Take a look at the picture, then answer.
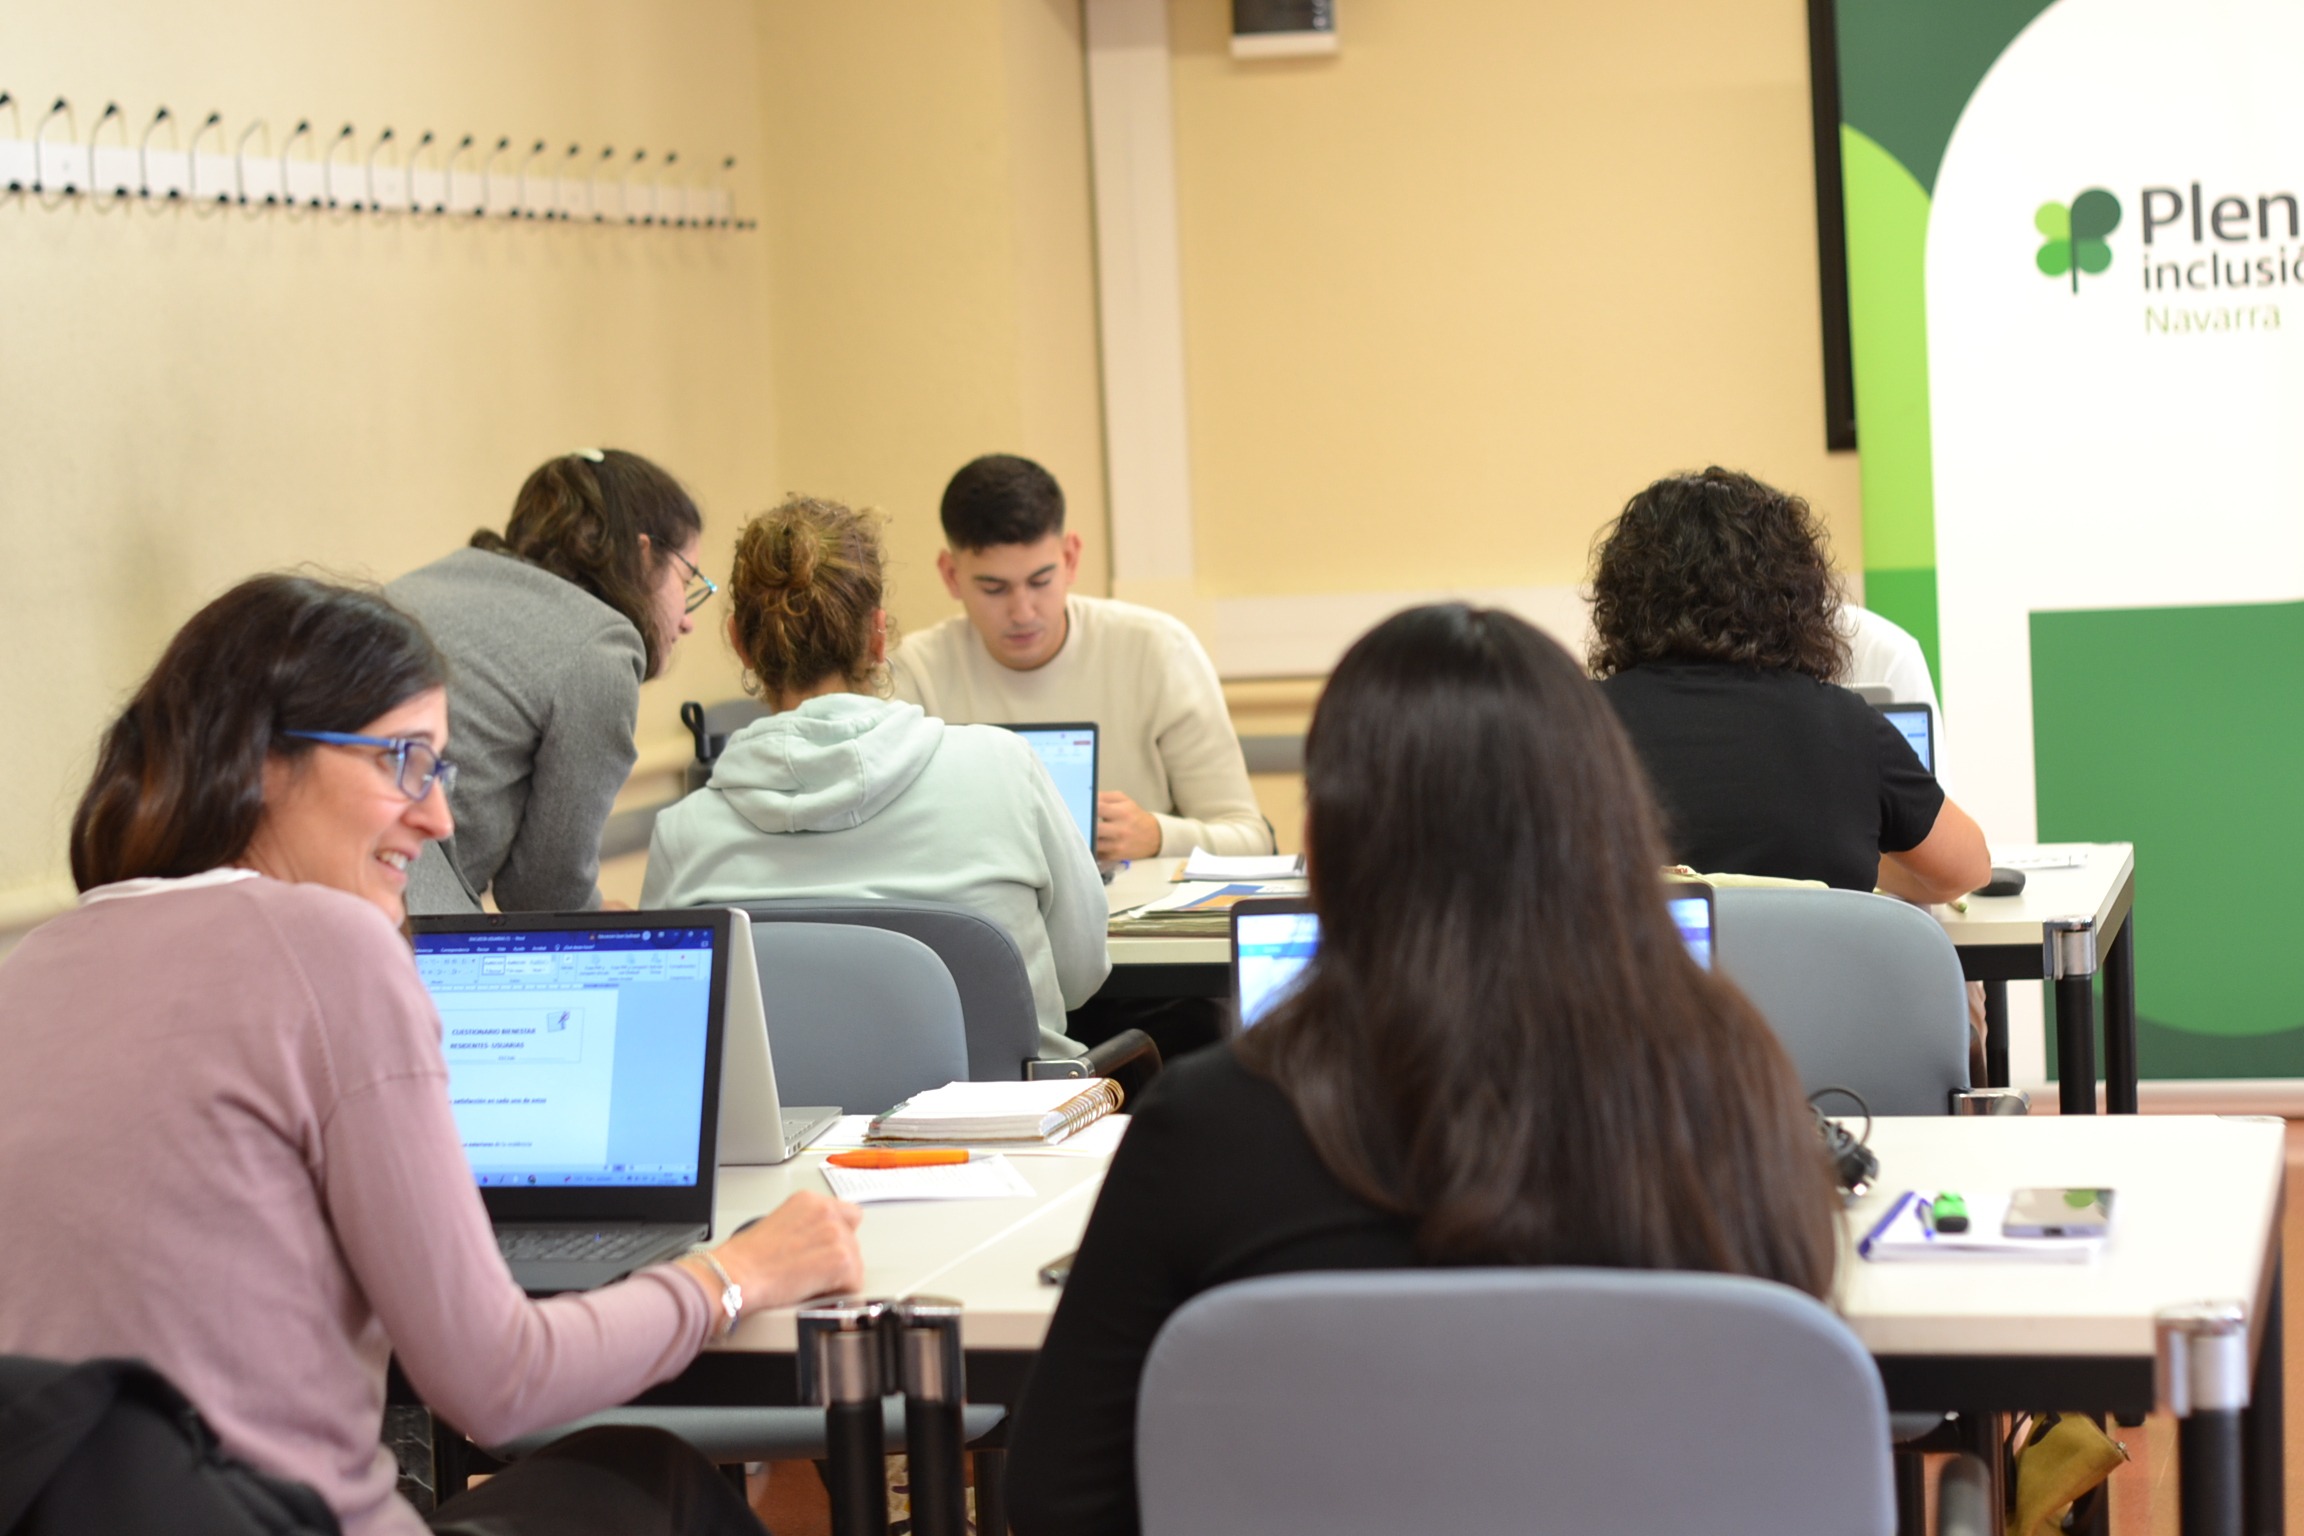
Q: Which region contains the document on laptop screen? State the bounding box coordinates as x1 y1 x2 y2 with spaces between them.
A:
414 926 714 1188
1007 726 1096 850
1236 910 1321 1028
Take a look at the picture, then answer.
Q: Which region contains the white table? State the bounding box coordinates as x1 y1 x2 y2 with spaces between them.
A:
1104 846 2145 1116
1934 843 2138 1114
1846 1114 2283 1534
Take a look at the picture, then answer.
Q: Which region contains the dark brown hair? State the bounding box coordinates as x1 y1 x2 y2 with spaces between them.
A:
1587 467 1850 682
1238 604 1837 1296
70 574 446 891
471 449 701 680
727 496 891 701
939 453 1064 550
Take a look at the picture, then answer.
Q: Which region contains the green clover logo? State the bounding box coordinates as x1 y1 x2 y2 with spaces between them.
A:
2036 189 2121 292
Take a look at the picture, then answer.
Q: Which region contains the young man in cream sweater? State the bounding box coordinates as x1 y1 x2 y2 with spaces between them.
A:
890 454 1275 862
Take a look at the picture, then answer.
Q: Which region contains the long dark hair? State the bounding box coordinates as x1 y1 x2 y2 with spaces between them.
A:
1587 467 1850 682
70 575 446 890
1238 604 1837 1295
471 449 701 680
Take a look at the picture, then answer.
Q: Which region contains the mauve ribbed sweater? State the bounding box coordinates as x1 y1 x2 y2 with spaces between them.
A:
0 875 710 1536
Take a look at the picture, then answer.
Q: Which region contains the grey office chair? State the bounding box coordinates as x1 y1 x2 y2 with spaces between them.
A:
749 921 967 1115
741 899 1160 1092
1135 1268 1900 1536
1713 885 2022 1118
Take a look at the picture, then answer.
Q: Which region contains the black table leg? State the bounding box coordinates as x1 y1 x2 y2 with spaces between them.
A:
2056 972 2099 1115
2103 919 2139 1114
1893 1449 1926 1536
974 1448 1009 1536
2245 1260 2284 1536
1983 979 2011 1089
2184 1412 2247 1536
2163 1303 2250 1536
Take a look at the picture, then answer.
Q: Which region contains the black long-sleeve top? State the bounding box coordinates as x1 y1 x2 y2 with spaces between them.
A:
1003 1045 1419 1536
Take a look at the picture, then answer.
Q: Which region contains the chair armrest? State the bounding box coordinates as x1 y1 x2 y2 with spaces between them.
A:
1950 1087 2030 1116
1027 1030 1164 1103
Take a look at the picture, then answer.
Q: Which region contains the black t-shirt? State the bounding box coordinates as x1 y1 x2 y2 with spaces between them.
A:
1003 1046 1419 1536
1598 663 1944 891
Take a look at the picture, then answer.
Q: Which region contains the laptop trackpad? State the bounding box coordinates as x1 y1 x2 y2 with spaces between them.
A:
511 1259 647 1296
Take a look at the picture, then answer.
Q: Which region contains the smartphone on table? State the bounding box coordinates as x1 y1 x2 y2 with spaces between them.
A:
2003 1187 2113 1238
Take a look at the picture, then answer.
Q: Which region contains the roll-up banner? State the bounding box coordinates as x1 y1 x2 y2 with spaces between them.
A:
1830 0 2304 1082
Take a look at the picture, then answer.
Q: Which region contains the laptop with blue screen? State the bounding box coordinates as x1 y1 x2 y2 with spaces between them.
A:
1230 882 1717 1031
409 909 730 1294
997 722 1099 852
1875 701 1935 774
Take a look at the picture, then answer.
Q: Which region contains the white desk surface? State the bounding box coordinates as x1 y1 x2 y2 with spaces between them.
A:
1105 857 1230 967
1105 844 2137 966
1929 842 2135 950
712 1112 2280 1374
1839 1114 2283 1359
709 1118 1121 1355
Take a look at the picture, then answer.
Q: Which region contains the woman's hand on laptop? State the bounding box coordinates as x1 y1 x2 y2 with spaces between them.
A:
679 1191 865 1323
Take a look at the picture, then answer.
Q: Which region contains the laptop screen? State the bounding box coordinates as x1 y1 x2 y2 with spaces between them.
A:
1234 907 1322 1028
412 922 718 1189
1002 723 1098 850
1233 887 1716 1030
1877 702 1934 773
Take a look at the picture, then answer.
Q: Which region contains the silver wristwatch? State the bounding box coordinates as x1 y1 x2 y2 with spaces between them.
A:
697 1250 743 1331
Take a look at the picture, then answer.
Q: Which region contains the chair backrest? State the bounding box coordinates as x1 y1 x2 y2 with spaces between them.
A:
742 900 1040 1081
1712 885 1970 1116
1136 1268 1893 1536
749 922 967 1114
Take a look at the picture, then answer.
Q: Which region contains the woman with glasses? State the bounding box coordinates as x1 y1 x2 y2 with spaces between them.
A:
388 448 716 914
0 573 859 1535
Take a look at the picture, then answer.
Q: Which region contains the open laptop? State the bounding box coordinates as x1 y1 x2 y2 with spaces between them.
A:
1228 881 1718 1032
997 722 1099 851
1876 700 1935 774
716 909 840 1165
409 909 729 1294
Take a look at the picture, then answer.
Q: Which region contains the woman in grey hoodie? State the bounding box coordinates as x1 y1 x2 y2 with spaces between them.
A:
641 496 1109 1057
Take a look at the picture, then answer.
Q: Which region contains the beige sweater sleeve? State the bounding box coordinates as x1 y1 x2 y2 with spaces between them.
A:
1147 623 1275 857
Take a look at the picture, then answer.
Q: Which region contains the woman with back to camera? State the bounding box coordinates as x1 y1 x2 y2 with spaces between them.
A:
1589 467 1990 903
0 574 860 1536
1002 604 1840 1535
642 495 1109 1058
389 448 714 914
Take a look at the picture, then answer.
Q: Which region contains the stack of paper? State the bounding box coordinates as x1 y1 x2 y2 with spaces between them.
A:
1858 1191 2106 1263
820 1155 1037 1204
1178 849 1306 882
868 1079 1123 1145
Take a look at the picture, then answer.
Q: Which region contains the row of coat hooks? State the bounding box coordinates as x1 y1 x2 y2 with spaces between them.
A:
0 92 753 229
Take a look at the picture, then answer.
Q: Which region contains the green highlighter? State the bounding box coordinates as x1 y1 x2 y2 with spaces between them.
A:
1927 1192 1970 1234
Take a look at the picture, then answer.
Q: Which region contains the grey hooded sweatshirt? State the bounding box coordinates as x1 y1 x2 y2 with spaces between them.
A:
640 694 1108 1057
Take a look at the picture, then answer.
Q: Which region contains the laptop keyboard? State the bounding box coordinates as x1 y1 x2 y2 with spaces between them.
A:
496 1227 671 1264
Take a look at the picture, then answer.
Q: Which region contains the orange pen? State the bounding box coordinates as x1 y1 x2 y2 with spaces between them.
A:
826 1147 971 1168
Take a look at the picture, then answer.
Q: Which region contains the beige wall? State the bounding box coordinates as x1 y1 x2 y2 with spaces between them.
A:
0 0 777 917
752 0 1111 646
1164 0 1863 601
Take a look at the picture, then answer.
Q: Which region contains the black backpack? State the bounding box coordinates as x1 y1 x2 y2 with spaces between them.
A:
0 1356 339 1536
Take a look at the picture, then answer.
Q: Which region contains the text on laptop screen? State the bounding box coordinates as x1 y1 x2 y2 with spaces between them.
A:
1666 893 1715 970
412 926 714 1189
1236 910 1322 1028
1879 704 1934 773
1009 726 1096 849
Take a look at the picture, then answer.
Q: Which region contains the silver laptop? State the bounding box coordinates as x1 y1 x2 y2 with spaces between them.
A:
410 909 732 1294
717 909 840 1164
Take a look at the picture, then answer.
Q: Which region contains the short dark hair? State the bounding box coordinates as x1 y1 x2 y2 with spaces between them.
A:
472 449 702 680
70 574 446 891
1587 467 1850 683
1239 604 1838 1294
939 454 1065 550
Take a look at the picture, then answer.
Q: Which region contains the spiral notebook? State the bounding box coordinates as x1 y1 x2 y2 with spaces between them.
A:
866 1079 1124 1145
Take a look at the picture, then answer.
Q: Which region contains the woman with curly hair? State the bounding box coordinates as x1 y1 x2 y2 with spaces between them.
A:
1589 467 1988 901
641 495 1108 1058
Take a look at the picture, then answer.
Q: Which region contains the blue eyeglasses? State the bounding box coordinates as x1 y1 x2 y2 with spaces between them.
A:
282 731 459 802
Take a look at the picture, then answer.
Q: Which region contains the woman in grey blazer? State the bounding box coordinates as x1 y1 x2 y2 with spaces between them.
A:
389 449 711 913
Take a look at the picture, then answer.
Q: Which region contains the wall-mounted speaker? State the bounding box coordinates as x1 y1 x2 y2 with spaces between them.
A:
1231 0 1337 59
